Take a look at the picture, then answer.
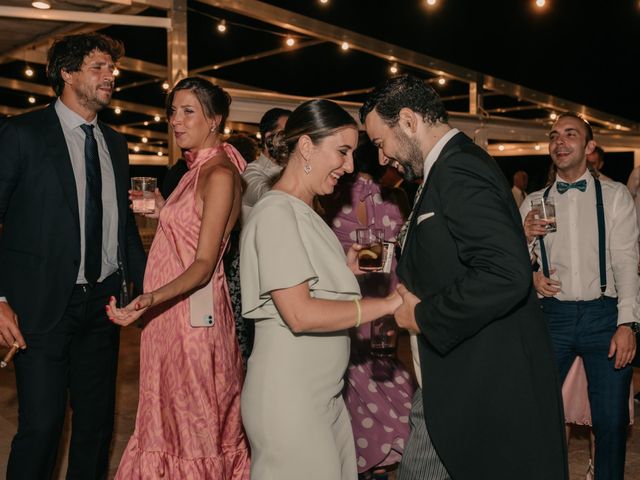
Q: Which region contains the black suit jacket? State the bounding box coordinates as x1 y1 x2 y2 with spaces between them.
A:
397 132 567 479
0 102 146 334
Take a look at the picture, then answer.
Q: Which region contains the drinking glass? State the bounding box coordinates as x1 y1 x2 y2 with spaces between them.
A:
530 198 557 233
356 228 385 272
130 177 157 214
370 315 398 357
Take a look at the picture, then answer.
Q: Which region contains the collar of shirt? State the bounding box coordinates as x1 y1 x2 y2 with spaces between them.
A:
422 128 459 183
55 98 98 132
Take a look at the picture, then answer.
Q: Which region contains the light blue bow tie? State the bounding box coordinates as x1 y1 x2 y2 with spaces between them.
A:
556 179 587 194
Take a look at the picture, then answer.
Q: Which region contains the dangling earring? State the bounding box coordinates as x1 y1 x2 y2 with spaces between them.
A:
303 161 312 175
210 124 217 132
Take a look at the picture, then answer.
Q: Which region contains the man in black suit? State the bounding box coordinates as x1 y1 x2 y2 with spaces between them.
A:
0 33 145 479
361 75 568 480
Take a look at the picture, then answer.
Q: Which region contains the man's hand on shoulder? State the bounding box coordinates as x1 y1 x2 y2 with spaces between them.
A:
0 301 26 349
394 284 421 334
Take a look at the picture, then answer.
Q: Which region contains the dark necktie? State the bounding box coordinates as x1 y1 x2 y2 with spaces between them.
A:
556 179 587 194
397 180 426 252
80 124 102 285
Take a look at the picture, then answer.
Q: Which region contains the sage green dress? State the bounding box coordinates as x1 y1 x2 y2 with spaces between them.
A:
240 191 361 480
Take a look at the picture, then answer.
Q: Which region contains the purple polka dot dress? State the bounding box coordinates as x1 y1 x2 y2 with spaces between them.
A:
326 176 417 473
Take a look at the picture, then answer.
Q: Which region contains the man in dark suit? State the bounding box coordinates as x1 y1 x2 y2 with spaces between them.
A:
360 75 568 480
0 33 145 479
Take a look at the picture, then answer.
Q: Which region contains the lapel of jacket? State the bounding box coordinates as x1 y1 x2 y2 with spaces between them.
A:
43 103 80 232
397 132 470 275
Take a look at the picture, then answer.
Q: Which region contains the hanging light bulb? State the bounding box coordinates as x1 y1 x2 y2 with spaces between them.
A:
28 96 36 104
437 77 446 85
256 132 262 140
286 36 295 47
24 66 34 77
224 127 231 134
154 115 161 122
534 144 541 151
319 0 329 4
341 41 350 51
535 0 546 7
217 20 227 33
157 151 163 157
141 137 148 144
113 68 120 77
498 144 505 151
31 1 51 9
114 107 122 115
549 112 557 120
162 81 170 90
389 63 399 74
133 146 140 152
143 121 149 126
426 0 437 5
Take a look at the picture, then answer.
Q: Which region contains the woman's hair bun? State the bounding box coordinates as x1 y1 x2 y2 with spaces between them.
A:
269 131 290 166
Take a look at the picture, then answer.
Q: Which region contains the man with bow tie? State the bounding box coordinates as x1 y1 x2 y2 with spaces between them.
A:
521 112 638 480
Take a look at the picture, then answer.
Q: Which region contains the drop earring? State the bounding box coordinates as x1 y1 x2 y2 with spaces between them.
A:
210 124 217 132
303 161 312 175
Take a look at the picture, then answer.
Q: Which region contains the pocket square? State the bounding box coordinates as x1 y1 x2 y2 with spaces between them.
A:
417 212 435 224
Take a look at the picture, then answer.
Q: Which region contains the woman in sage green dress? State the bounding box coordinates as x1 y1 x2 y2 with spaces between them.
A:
240 99 401 480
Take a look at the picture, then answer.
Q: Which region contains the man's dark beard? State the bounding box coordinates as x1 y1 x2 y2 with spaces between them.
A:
394 128 423 183
401 162 419 182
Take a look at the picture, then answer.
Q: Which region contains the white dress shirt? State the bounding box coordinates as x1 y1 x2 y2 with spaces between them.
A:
409 128 460 388
55 99 119 284
520 170 639 325
242 153 282 208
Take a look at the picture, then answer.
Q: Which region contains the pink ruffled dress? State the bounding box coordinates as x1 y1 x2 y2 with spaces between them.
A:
115 144 250 479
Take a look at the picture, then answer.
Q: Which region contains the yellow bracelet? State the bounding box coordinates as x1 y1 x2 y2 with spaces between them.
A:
354 299 362 328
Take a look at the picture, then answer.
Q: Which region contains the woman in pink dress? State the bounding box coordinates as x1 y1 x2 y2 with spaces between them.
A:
107 77 250 479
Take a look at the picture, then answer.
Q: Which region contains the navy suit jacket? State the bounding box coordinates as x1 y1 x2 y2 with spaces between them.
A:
0 102 146 334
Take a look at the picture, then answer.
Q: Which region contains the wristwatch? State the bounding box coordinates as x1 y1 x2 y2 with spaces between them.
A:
619 322 640 334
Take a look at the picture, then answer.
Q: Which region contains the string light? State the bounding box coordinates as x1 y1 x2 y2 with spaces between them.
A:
28 96 36 104
286 36 295 47
498 144 505 151
256 132 262 140
133 146 140 152
113 68 120 77
224 127 231 134
24 66 34 77
141 137 148 144
535 0 546 7
154 115 161 122
217 20 227 33
143 121 149 126
534 144 541 151
549 112 557 120
389 63 399 74
437 77 446 85
114 107 122 114
162 81 170 90
31 1 50 9
157 151 163 157
341 41 350 51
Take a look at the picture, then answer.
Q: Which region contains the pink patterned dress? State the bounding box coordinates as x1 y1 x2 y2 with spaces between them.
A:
115 144 250 479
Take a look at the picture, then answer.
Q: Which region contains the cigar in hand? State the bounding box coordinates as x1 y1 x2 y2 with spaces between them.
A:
1 342 20 368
